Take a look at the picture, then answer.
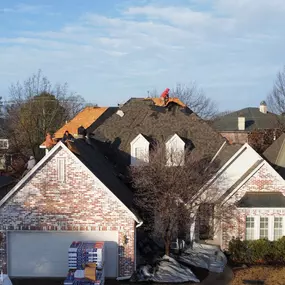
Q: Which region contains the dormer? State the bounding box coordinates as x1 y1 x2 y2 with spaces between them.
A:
166 134 185 166
130 134 150 166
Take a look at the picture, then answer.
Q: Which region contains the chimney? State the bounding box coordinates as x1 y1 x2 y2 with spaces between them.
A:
238 114 245 131
259 101 267 114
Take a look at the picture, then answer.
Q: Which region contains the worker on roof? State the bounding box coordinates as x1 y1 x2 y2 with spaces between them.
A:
62 130 74 143
160 88 170 105
45 132 57 149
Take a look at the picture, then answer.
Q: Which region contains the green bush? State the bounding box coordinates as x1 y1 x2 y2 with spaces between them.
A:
228 237 285 264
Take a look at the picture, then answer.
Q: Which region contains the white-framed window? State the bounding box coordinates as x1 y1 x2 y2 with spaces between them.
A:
245 217 255 240
274 217 283 240
260 217 269 239
135 147 145 161
244 216 285 241
0 139 9 149
166 134 185 166
130 134 150 166
57 157 66 183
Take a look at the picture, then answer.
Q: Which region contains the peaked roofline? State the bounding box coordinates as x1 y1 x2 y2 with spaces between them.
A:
0 141 140 223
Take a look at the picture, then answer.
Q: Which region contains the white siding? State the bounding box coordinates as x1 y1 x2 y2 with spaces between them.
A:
130 134 150 165
166 134 185 166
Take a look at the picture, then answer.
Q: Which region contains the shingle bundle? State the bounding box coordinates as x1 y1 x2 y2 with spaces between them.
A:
68 241 105 270
64 241 105 285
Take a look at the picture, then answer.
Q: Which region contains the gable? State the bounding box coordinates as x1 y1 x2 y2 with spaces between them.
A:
225 161 285 206
0 142 139 222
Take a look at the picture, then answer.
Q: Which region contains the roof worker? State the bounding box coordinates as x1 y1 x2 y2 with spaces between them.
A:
45 132 57 150
62 130 74 143
22 156 36 177
160 88 170 105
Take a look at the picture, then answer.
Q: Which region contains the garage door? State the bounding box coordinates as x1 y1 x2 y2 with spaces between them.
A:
8 231 118 278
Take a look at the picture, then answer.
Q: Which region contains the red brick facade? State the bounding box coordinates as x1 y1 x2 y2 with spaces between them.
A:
0 147 136 277
222 162 285 249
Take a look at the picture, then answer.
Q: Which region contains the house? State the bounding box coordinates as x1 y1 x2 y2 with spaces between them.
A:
3 95 280 279
201 143 285 249
0 138 141 279
212 101 285 153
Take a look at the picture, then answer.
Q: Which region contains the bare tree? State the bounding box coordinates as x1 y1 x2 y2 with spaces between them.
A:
171 83 218 119
267 65 285 114
129 143 231 255
4 70 86 160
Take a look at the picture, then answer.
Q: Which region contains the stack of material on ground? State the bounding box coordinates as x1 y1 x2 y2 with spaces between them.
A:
64 241 105 285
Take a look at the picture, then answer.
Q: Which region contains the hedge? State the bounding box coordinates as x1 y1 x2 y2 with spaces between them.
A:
228 237 285 264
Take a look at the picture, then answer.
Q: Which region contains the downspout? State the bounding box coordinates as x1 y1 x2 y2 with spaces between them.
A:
116 220 143 281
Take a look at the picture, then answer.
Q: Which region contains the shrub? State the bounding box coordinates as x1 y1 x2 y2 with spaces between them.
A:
228 237 285 265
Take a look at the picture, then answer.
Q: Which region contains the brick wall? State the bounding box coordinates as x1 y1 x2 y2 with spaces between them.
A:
222 162 285 249
220 132 248 144
0 147 136 277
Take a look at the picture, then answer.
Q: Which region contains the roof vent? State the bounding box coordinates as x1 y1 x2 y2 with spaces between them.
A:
259 101 267 114
116 110 124 117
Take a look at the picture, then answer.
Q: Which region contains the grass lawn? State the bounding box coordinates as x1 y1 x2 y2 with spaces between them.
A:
231 266 285 285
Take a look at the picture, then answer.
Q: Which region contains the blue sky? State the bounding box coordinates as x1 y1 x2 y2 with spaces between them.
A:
1 0 285 111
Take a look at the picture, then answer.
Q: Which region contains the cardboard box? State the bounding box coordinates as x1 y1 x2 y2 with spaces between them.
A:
85 266 96 281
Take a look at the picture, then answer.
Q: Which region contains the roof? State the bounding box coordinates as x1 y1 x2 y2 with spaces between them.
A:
237 192 285 208
66 138 137 215
263 133 285 178
213 108 284 131
150 97 186 108
92 98 229 170
54 107 108 138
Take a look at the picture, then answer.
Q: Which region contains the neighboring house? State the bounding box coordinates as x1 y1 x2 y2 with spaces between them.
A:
212 101 285 153
200 143 285 249
0 139 141 278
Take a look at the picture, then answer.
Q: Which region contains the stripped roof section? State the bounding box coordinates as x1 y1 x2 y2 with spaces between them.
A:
54 107 108 138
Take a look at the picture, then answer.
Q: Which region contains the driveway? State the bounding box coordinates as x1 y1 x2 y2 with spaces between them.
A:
10 267 233 285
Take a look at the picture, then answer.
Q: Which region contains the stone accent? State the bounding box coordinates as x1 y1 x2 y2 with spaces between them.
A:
0 147 136 277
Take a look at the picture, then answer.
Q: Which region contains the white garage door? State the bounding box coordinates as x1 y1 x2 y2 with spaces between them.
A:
8 231 118 278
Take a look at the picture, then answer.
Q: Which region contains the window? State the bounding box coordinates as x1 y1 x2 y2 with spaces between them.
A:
245 217 255 240
0 139 9 149
260 217 269 239
134 147 145 161
166 134 185 166
130 134 150 165
274 217 283 240
57 157 66 183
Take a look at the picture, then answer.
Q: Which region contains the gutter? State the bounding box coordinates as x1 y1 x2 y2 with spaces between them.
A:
117 276 132 281
136 220 143 228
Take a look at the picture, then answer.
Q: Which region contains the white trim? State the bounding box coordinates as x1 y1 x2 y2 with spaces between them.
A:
39 145 46 149
210 141 227 164
194 143 249 200
221 161 265 205
130 134 149 146
165 133 185 145
0 141 140 223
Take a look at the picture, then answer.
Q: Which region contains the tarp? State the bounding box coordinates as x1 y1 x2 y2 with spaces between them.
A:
178 243 227 273
131 255 199 283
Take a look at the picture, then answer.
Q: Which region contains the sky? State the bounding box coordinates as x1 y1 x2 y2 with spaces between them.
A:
0 0 285 111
